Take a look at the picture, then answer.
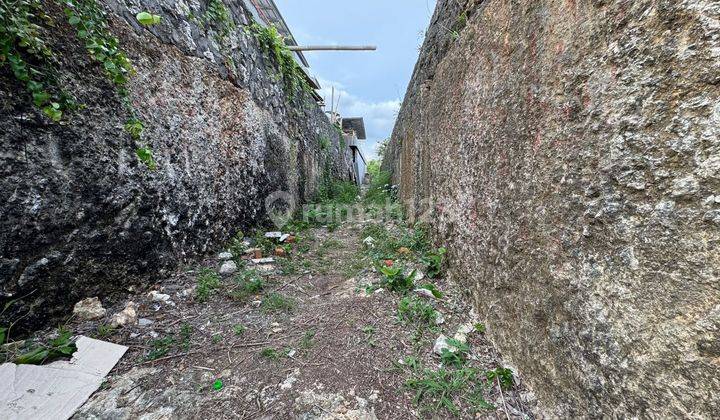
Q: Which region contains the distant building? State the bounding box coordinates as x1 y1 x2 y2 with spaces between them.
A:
342 118 367 186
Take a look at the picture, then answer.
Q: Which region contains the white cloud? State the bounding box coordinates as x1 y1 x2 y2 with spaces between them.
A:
315 77 400 161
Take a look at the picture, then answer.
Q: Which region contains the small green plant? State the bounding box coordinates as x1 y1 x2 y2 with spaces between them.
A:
135 147 157 170
405 365 492 416
14 327 77 365
124 118 144 140
261 293 295 313
361 325 377 347
144 324 192 360
229 269 264 301
422 247 447 278
440 338 470 367
179 323 193 351
474 323 486 333
233 324 246 335
95 324 116 339
486 367 514 390
299 329 316 349
146 335 174 360
212 333 223 344
196 269 221 302
397 296 437 326
260 347 280 360
418 283 443 298
136 11 161 26
226 231 246 261
380 266 415 292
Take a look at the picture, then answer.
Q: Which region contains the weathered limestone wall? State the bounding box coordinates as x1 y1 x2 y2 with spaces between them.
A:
0 0 353 331
385 0 720 416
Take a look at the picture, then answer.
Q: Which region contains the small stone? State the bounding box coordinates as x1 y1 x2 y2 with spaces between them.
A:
435 312 446 325
73 297 106 320
252 257 275 264
218 252 233 261
244 247 261 255
413 271 425 282
265 231 282 239
287 349 296 358
272 327 283 333
138 318 154 327
414 288 436 299
110 301 138 327
363 236 375 247
271 322 280 327
433 334 456 355
219 260 238 275
279 233 291 242
148 291 171 303
274 247 287 257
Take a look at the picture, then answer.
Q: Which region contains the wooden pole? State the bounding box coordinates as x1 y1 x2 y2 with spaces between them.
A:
287 45 377 51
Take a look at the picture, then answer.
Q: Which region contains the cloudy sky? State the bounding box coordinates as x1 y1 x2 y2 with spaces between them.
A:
275 0 437 160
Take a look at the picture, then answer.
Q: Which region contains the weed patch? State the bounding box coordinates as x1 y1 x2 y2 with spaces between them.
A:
261 293 295 313
196 269 221 302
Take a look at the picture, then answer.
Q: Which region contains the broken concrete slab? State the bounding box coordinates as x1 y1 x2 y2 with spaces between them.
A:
0 336 127 420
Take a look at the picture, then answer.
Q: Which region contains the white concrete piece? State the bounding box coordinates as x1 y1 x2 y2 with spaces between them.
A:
0 336 127 420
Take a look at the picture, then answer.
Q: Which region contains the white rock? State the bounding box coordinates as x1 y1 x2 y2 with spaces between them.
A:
433 334 456 355
148 291 171 303
255 264 275 273
280 369 299 390
219 260 238 275
265 231 282 239
414 288 436 299
73 297 106 320
287 349 296 358
110 301 138 327
252 257 275 264
218 252 233 261
138 318 154 327
279 233 290 242
435 312 445 325
363 236 375 247
412 271 425 282
453 323 476 344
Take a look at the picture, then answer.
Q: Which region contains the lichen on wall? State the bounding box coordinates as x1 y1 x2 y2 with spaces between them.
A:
385 0 720 416
0 0 353 332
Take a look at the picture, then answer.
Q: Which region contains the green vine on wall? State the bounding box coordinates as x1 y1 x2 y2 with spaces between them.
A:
0 0 77 120
191 0 236 43
0 0 156 170
246 22 312 100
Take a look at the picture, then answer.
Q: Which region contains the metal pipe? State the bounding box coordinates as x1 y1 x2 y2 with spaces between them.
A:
287 45 377 51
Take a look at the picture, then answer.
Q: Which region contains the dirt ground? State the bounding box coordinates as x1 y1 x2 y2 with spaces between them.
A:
60 218 537 419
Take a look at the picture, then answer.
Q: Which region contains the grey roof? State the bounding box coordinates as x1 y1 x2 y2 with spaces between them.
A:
243 0 310 67
342 118 366 140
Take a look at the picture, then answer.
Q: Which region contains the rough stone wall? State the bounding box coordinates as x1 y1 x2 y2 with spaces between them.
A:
0 0 353 332
385 0 720 416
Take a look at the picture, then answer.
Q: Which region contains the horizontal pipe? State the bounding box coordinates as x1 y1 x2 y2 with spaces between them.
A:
287 45 377 51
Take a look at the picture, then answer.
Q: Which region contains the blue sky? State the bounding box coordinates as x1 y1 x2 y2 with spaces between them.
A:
275 0 437 160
